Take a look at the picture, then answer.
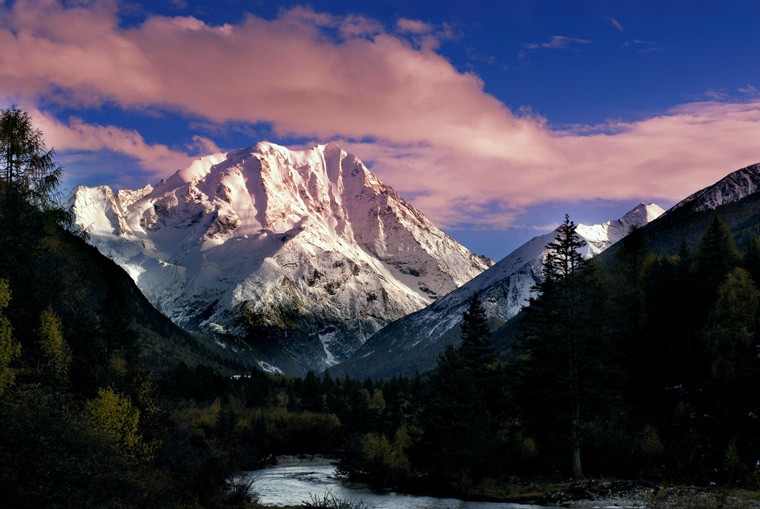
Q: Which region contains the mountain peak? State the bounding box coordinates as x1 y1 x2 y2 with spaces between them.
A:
619 202 666 226
575 203 664 255
321 140 343 152
67 141 492 374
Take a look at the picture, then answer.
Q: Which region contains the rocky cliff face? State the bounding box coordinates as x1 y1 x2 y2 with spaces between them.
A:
68 142 492 374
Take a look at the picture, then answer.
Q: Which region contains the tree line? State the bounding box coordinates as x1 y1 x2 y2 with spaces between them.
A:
338 213 760 493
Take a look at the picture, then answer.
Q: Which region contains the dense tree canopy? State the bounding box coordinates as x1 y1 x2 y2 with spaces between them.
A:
0 105 64 213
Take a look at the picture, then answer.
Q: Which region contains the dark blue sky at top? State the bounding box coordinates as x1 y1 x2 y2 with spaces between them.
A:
45 0 760 258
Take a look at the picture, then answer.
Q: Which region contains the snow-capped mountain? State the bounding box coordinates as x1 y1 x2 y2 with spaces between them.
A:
335 203 664 378
67 142 492 374
670 163 760 214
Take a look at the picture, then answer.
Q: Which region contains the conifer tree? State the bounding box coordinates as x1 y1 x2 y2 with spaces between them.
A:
703 267 760 389
517 215 609 479
701 267 760 454
695 216 739 309
459 293 495 372
301 370 325 413
610 225 651 364
0 106 65 215
417 344 489 485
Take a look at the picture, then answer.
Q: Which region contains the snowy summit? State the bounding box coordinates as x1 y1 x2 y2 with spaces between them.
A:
67 142 493 374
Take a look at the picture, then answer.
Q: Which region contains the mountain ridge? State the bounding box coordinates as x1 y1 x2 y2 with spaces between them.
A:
669 163 760 215
68 141 492 374
334 202 665 379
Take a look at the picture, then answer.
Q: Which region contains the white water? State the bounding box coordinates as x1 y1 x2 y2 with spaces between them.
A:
244 462 556 509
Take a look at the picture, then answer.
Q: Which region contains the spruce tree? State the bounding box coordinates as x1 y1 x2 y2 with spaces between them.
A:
0 105 65 215
695 216 739 310
459 293 495 372
417 344 490 485
610 225 651 369
517 215 609 479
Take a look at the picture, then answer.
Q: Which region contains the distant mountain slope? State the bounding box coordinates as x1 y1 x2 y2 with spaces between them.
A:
71 238 240 373
605 162 760 258
670 163 760 214
334 203 664 379
0 210 231 374
487 161 760 377
68 142 492 375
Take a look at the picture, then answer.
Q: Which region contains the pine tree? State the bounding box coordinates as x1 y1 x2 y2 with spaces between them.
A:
459 293 495 372
703 267 760 389
517 215 609 479
701 267 760 456
417 344 490 485
695 216 739 310
609 225 651 366
301 370 325 413
0 105 65 215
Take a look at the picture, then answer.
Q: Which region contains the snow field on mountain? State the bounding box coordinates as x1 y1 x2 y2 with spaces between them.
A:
68 141 492 372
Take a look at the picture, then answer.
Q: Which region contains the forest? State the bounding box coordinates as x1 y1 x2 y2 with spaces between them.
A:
3 104 760 508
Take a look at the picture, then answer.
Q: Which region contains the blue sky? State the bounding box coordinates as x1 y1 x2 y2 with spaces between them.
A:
2 0 760 259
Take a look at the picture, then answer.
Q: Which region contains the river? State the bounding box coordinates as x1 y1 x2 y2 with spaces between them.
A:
244 459 559 509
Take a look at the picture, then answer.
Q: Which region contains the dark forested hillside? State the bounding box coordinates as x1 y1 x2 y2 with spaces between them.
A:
0 106 263 508
0 211 236 374
335 212 760 496
605 189 760 259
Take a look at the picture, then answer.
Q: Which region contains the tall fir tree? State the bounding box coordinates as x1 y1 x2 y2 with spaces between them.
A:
416 344 492 486
0 105 67 221
609 225 651 375
459 293 495 373
516 215 609 479
695 216 739 310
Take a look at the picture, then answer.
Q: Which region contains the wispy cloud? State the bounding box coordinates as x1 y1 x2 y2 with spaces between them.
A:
739 84 760 97
608 17 624 32
623 39 663 53
703 88 730 101
33 111 197 171
465 46 507 69
396 18 432 34
519 35 592 58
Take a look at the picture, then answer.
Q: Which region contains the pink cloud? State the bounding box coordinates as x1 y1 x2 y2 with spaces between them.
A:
608 17 624 32
29 109 209 176
0 1 553 167
396 18 432 34
519 35 592 58
339 101 760 229
2 2 760 230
